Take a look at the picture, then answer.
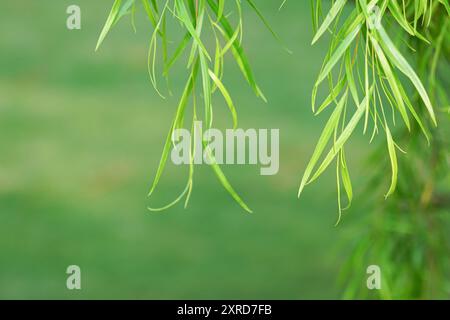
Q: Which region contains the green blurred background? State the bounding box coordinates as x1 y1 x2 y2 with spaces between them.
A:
0 1 373 299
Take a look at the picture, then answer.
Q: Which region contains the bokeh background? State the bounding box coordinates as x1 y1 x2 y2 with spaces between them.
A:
0 1 386 299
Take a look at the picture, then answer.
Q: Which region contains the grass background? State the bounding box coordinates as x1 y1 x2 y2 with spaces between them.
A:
0 1 373 299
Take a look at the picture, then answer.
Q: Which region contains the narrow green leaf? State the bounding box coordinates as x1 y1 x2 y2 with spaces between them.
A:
316 23 362 86
308 86 374 184
384 124 398 199
204 142 253 213
96 0 122 51
312 0 347 44
371 36 411 130
208 69 238 129
148 67 197 196
377 26 437 126
340 149 353 209
299 91 348 197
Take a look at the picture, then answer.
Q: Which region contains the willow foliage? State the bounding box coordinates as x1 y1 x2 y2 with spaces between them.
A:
300 0 449 223
96 0 449 220
96 0 279 212
342 2 449 298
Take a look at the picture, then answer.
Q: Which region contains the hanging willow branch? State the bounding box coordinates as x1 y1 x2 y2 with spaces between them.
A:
96 0 280 212
299 0 449 224
342 3 449 298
